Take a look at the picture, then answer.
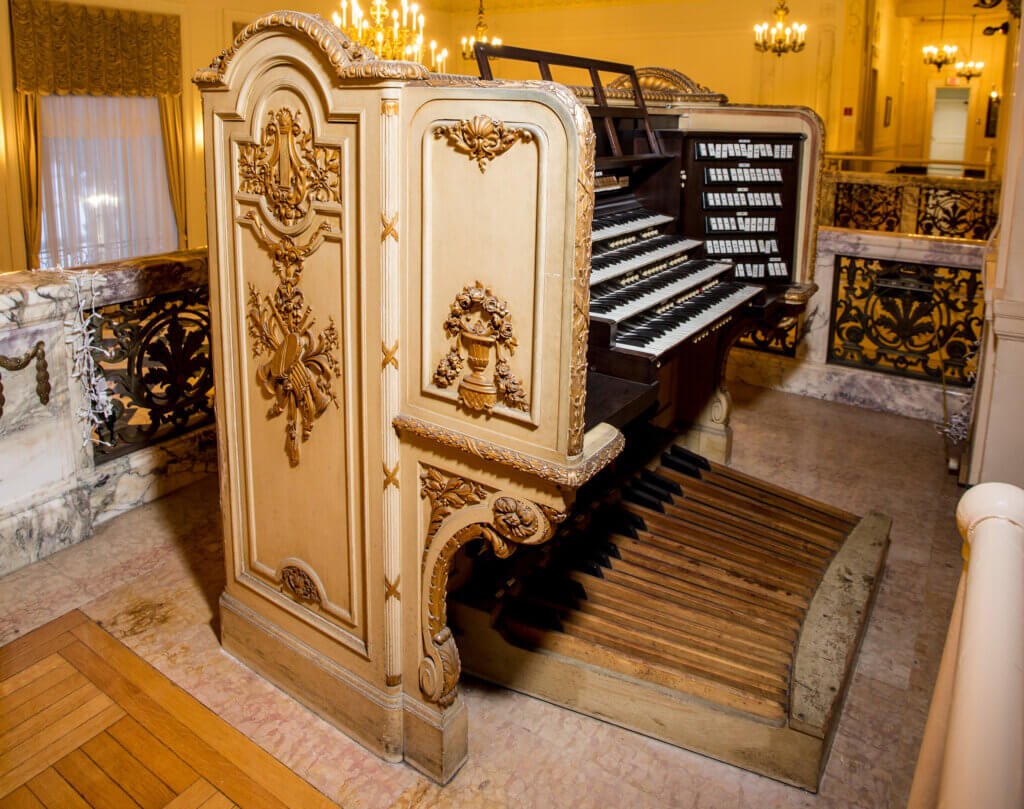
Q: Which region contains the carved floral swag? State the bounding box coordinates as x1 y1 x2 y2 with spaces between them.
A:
10 0 187 267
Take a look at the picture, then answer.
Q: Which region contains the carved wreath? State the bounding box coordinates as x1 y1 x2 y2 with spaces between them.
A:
433 282 528 413
433 115 533 172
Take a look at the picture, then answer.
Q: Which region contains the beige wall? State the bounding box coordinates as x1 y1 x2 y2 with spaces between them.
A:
446 0 853 148
0 0 1018 272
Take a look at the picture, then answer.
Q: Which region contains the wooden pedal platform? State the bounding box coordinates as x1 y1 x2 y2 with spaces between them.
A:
449 444 890 791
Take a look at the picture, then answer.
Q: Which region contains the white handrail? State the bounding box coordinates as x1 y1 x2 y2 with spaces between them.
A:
908 482 1024 809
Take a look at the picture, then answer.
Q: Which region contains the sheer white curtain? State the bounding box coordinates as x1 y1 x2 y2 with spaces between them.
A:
37 95 178 269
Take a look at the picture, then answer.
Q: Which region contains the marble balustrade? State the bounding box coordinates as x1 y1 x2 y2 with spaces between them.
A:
0 250 216 576
818 170 1000 240
728 227 987 424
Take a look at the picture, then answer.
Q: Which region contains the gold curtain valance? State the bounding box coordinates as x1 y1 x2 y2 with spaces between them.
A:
10 0 181 96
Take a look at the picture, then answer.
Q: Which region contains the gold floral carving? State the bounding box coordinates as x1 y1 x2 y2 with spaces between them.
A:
433 282 528 413
433 115 533 172
419 465 490 545
410 78 595 453
278 563 323 606
395 413 624 488
244 212 340 466
238 108 341 227
416 474 567 708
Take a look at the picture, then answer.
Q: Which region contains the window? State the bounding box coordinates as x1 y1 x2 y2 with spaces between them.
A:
37 95 178 269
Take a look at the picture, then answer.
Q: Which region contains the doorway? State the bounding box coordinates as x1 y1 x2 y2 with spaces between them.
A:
928 87 970 177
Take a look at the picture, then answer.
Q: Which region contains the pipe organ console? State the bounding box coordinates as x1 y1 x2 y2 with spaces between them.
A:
196 16 888 792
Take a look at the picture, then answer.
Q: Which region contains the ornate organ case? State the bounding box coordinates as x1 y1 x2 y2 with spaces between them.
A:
194 13 621 783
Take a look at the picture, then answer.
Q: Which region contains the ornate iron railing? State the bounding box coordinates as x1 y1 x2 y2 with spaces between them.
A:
827 254 983 386
72 250 214 462
819 171 999 240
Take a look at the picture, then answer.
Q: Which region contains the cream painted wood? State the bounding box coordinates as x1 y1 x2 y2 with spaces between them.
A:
196 13 616 783
909 483 1024 809
401 88 581 463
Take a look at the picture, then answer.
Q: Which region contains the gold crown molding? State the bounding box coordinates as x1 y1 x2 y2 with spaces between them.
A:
394 414 624 488
417 467 567 707
244 212 340 466
340 60 429 81
433 282 528 413
239 107 341 228
433 116 534 172
192 11 428 88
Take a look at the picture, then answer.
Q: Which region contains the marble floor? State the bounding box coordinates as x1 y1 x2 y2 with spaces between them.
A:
0 383 965 809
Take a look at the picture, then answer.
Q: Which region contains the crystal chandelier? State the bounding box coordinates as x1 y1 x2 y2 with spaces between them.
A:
753 1 807 57
955 16 984 81
332 0 448 71
461 0 501 61
923 0 958 70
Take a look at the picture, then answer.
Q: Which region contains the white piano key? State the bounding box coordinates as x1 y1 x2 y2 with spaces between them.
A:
592 213 674 243
617 285 763 358
590 261 733 324
590 238 702 286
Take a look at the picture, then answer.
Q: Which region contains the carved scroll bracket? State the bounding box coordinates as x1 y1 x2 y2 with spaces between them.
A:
433 115 533 172
417 465 567 708
432 282 528 413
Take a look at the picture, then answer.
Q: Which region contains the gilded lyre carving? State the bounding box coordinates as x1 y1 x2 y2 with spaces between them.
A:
433 115 533 172
417 465 566 707
432 282 528 413
238 107 341 227
244 212 340 466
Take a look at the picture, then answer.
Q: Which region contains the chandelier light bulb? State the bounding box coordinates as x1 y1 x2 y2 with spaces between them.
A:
753 1 806 56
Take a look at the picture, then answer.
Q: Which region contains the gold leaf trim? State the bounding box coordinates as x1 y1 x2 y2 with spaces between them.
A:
381 212 399 243
384 575 401 601
193 11 427 88
383 462 399 490
433 115 533 172
381 340 399 370
396 414 623 489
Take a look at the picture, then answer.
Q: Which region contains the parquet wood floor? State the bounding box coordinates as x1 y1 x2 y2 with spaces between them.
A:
0 611 340 809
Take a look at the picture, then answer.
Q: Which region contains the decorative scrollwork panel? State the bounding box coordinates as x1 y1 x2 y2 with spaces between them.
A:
90 287 214 461
238 107 342 228
832 182 902 232
737 323 798 356
827 255 983 386
916 188 996 240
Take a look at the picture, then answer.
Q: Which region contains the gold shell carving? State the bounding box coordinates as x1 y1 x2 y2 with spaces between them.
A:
244 212 340 466
433 115 533 172
278 562 323 606
432 282 528 413
238 107 341 227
